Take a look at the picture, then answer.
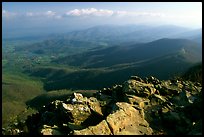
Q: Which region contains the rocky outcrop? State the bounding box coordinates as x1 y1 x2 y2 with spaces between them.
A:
2 75 202 135
73 102 152 135
73 120 112 135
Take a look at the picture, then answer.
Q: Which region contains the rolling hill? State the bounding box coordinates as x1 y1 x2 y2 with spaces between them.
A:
50 25 193 45
170 28 202 45
3 25 202 92
116 25 191 43
54 38 201 68
25 38 202 91
2 71 45 128
14 25 195 58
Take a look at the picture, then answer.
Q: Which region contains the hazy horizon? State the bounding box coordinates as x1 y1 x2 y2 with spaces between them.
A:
2 2 202 39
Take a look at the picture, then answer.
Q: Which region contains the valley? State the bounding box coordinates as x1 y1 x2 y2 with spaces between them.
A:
2 24 202 133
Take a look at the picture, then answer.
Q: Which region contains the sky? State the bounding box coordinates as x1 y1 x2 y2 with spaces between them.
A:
2 2 202 38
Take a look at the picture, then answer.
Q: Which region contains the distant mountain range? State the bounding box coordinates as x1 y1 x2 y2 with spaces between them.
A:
15 25 201 57
170 28 202 45
54 38 201 68
9 24 202 90
27 38 202 90
51 25 194 44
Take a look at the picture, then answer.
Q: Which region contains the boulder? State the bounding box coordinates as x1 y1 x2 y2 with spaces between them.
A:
125 94 150 110
74 102 153 135
130 75 144 82
123 80 154 97
73 120 112 135
87 97 103 116
73 127 94 135
67 104 91 125
106 102 153 135
40 125 62 135
146 76 160 84
69 93 87 104
5 75 202 135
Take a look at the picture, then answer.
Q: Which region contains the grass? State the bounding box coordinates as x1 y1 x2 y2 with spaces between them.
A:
2 69 97 128
2 71 45 128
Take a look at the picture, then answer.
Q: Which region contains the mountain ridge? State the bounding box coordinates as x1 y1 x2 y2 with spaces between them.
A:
54 38 201 68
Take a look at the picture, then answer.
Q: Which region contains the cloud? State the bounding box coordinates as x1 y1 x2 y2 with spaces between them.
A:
66 9 81 16
26 12 34 17
44 11 56 17
114 10 128 16
4 8 195 25
54 15 62 19
96 9 114 16
3 8 166 20
66 8 114 17
44 11 62 19
64 8 167 18
25 11 61 19
3 10 6 14
113 10 166 18
2 10 17 18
